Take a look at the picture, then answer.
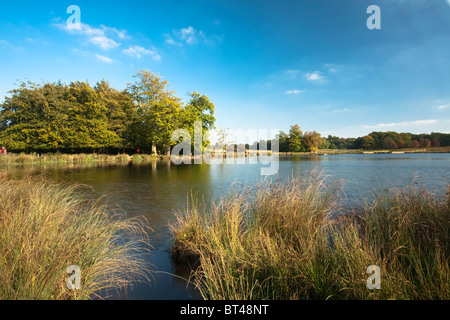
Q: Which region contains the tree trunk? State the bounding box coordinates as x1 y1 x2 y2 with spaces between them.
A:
151 143 157 155
166 145 171 156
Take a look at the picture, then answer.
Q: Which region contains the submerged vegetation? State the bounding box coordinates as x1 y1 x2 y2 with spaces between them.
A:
171 173 449 300
0 178 151 300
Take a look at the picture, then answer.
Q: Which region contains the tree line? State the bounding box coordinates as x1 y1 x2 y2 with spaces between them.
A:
263 125 450 153
0 70 215 154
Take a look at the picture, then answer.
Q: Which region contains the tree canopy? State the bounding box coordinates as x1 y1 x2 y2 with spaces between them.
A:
0 70 216 154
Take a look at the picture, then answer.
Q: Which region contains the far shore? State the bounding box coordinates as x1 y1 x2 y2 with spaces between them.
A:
0 146 449 167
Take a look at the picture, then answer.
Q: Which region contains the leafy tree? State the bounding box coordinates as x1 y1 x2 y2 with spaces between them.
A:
95 80 137 152
303 131 322 152
356 135 376 150
289 124 303 152
276 131 290 152
182 91 216 153
147 98 183 155
382 136 398 149
127 70 180 154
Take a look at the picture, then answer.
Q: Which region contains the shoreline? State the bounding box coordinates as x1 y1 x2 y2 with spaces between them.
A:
0 146 449 167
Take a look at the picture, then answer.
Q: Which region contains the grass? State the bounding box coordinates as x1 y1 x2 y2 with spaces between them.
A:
170 173 449 300
0 178 151 300
0 153 163 166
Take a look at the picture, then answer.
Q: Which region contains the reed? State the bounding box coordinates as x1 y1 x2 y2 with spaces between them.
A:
0 178 151 300
171 173 449 300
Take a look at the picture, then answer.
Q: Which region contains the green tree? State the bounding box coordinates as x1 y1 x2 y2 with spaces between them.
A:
127 70 180 154
276 131 290 152
147 98 183 155
95 80 137 152
288 124 303 152
356 135 376 150
182 91 216 153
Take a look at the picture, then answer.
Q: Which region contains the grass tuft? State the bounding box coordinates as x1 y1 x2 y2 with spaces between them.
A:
0 178 151 300
171 173 449 300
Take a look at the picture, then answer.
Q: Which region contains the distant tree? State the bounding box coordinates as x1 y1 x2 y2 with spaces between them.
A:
288 124 303 152
356 135 376 150
319 137 330 150
419 137 432 148
303 131 322 152
382 136 398 149
276 131 290 152
411 140 420 148
431 138 440 147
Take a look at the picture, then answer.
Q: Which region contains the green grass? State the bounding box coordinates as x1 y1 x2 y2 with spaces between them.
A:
170 173 449 300
0 153 162 166
0 178 151 300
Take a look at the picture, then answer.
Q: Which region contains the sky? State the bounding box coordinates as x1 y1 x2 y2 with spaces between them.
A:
0 0 450 140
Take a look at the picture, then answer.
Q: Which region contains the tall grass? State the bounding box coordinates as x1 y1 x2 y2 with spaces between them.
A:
0 178 151 300
0 153 160 166
170 173 449 300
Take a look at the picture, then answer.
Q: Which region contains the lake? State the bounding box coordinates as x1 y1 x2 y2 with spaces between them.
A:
2 153 449 299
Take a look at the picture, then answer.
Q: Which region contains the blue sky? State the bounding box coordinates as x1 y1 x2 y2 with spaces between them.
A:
1 0 450 139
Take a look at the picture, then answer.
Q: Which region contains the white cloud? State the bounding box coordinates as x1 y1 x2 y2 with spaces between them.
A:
333 108 349 113
285 89 306 95
165 26 218 46
95 54 114 63
363 119 438 129
447 0 450 7
305 71 325 82
123 45 161 60
89 35 120 50
435 104 450 110
55 22 122 50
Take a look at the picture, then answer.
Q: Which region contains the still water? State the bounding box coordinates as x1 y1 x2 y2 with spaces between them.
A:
3 153 449 299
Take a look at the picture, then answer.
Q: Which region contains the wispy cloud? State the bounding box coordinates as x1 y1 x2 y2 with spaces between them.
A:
165 26 201 46
164 26 221 46
363 119 438 129
324 63 342 73
94 54 114 63
304 71 325 82
435 104 450 110
333 108 349 113
285 89 306 95
55 22 122 50
123 45 161 60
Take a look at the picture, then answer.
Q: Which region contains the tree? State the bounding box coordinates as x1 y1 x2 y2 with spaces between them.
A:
356 135 376 150
147 98 183 155
382 136 398 149
319 137 330 150
303 131 322 152
182 91 216 153
127 70 180 154
411 140 420 148
276 131 290 152
419 137 432 148
95 80 137 152
288 124 303 152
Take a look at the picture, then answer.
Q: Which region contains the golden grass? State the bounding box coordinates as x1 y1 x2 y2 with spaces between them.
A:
0 178 151 300
171 173 449 300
